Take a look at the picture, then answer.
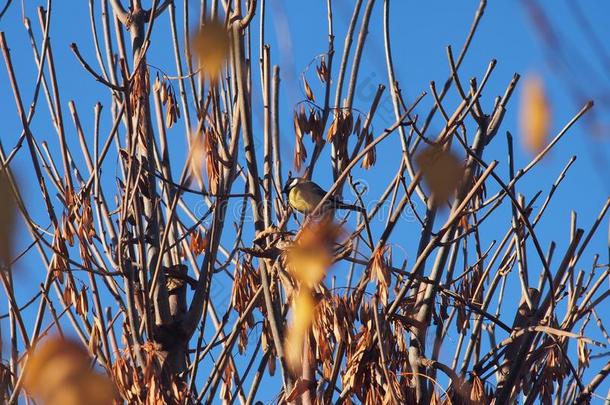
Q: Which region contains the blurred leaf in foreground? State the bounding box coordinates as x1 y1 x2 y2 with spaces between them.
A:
192 19 231 81
284 290 315 371
520 73 551 154
416 144 464 207
286 218 342 287
24 336 116 405
284 219 342 371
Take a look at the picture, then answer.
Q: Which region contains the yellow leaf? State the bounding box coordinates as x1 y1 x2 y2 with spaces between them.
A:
520 74 551 153
286 219 342 286
286 248 330 286
192 19 231 81
285 291 315 371
24 336 116 405
416 144 464 206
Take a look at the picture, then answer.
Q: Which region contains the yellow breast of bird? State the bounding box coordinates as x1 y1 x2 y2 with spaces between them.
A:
289 186 325 213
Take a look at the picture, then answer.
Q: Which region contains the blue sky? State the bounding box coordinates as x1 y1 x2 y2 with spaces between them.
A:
1 0 610 403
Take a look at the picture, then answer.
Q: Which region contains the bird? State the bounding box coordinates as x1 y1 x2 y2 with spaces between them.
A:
282 176 364 215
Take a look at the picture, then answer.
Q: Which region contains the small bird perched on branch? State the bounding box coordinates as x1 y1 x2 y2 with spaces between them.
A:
282 176 364 215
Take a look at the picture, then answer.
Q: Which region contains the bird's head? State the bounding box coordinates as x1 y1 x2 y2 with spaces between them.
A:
282 176 301 195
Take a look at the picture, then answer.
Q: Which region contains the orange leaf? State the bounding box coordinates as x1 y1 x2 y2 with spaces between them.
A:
416 144 464 206
192 19 230 81
189 229 209 256
24 336 116 405
286 219 342 286
520 74 551 154
285 291 315 371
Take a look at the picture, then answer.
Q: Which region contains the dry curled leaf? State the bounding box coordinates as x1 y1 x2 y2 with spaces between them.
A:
416 144 464 206
286 378 315 402
220 361 235 402
230 261 261 353
309 108 324 143
578 339 591 369
470 374 488 404
50 227 69 283
165 87 180 128
370 246 391 305
316 56 328 83
303 77 315 102
88 319 101 356
77 194 97 244
203 128 221 193
189 229 209 256
360 129 376 170
155 75 180 128
159 78 168 104
76 287 89 316
294 112 308 171
343 327 375 394
192 19 230 80
520 74 550 154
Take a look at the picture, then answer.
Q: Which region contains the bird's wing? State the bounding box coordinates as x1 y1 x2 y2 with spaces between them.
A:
306 180 329 197
303 180 363 212
307 180 352 204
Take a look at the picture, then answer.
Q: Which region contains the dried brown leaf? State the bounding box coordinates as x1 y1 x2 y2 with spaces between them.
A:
316 56 328 83
189 229 209 256
160 80 168 105
370 246 391 305
88 322 99 356
327 113 339 142
578 339 590 369
286 378 315 401
470 374 487 404
76 287 88 316
294 127 307 171
361 130 376 170
303 77 315 102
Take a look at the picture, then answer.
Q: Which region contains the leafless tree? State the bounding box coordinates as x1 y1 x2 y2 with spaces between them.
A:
0 0 609 404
